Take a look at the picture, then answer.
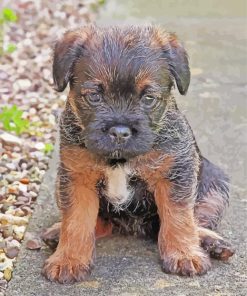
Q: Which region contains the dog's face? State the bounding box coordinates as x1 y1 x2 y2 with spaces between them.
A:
53 26 190 162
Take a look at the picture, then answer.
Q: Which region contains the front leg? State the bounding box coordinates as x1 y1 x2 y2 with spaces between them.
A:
155 180 211 276
42 173 99 283
42 148 101 284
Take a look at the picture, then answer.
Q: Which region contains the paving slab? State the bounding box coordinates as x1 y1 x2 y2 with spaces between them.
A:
6 1 247 295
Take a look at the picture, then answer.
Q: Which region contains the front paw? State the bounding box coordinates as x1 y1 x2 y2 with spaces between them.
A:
162 250 211 276
42 254 91 284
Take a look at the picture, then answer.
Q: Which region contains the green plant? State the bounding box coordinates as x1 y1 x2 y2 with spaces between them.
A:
0 7 17 55
43 143 54 154
0 105 29 135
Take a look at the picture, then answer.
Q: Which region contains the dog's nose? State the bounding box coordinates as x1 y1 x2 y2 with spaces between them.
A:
109 125 131 143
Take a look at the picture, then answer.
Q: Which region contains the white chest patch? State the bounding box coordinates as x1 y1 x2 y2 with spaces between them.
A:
105 165 133 208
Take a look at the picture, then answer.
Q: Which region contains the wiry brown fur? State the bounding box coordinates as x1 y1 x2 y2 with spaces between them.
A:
42 25 234 284
154 181 211 276
43 147 101 283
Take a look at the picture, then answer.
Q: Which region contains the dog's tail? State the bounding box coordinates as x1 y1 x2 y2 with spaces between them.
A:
194 157 230 230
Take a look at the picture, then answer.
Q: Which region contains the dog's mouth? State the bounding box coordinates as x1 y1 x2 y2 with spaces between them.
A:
107 158 127 167
106 149 129 166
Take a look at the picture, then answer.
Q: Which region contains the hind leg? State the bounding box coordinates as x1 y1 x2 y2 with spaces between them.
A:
195 189 228 231
42 217 113 249
195 195 235 261
194 158 234 261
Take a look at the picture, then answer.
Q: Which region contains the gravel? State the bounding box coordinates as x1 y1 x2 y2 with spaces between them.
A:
0 0 101 292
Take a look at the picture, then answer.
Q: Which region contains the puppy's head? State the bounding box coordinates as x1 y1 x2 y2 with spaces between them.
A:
53 26 190 163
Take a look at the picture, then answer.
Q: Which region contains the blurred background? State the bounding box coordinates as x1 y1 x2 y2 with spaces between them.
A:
97 0 247 192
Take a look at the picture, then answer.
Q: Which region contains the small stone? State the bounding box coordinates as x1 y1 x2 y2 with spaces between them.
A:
21 206 33 216
29 183 40 192
18 159 27 168
37 103 45 109
29 108 36 115
0 167 8 174
31 116 40 122
29 191 38 198
8 187 19 195
1 154 8 161
17 196 29 203
21 163 28 170
0 132 23 146
23 38 33 46
0 204 9 214
19 183 27 193
0 88 10 94
6 239 20 249
38 162 47 170
5 163 16 171
13 208 26 217
5 207 16 215
6 246 19 259
2 226 13 238
0 255 13 271
13 146 21 152
13 201 25 207
0 71 8 80
29 97 38 105
0 214 28 226
30 151 44 160
13 225 26 241
34 142 45 150
3 268 12 281
42 68 50 80
13 79 32 91
26 239 42 250
39 170 46 177
19 178 29 185
5 175 15 183
0 241 6 249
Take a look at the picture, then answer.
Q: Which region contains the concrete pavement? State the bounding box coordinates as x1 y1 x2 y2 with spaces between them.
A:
6 1 247 295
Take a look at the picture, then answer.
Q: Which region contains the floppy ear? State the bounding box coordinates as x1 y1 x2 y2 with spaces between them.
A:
53 30 86 92
163 33 190 95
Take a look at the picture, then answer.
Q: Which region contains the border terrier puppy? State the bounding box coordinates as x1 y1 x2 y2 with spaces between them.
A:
42 25 234 283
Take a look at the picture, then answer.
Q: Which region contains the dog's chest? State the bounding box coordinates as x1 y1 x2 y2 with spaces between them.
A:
104 165 133 206
99 166 158 239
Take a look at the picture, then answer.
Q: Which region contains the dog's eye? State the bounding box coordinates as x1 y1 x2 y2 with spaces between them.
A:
141 95 157 107
86 93 102 105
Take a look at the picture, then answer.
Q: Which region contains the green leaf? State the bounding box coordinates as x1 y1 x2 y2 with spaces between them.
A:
6 43 16 53
43 143 54 154
2 8 17 22
0 105 30 135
